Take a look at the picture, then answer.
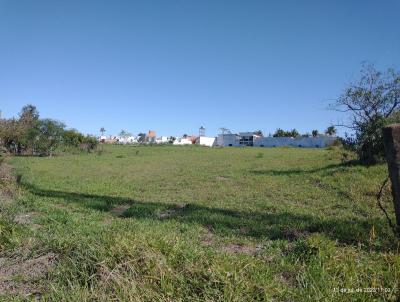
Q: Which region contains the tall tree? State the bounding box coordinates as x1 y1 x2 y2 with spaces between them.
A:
100 127 106 136
137 133 146 143
273 128 286 137
325 126 337 136
18 104 40 152
312 130 319 137
19 104 39 124
332 63 400 164
289 129 299 138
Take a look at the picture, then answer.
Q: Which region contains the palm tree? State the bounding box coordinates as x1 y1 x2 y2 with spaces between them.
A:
100 127 106 136
325 126 337 136
312 130 319 137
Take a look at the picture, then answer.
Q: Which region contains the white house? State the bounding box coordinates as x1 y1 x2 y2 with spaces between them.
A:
116 136 137 144
155 136 169 144
173 138 193 145
197 136 217 147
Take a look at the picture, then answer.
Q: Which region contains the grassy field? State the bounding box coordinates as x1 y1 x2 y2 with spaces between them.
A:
1 145 399 301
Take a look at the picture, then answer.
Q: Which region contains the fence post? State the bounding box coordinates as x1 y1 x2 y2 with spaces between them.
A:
382 124 400 231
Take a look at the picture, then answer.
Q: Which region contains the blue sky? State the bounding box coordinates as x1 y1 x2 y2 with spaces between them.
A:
1 0 399 137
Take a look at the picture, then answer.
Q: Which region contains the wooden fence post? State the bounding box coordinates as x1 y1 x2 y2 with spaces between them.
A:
382 124 400 231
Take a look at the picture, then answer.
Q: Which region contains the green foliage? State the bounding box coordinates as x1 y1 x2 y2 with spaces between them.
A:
334 64 400 165
0 105 96 156
33 119 66 156
325 126 337 136
312 129 319 137
253 129 263 136
168 136 176 143
273 128 300 137
137 133 146 143
62 129 85 146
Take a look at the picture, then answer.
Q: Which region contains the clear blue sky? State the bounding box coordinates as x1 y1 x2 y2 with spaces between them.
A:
1 0 399 137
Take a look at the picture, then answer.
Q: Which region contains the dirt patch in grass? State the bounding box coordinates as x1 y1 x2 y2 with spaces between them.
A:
216 176 229 181
220 243 263 254
14 212 39 225
158 203 188 219
110 204 131 216
0 162 17 207
282 228 310 241
0 162 14 183
102 217 114 225
276 271 298 287
0 253 57 297
201 227 215 246
201 226 263 255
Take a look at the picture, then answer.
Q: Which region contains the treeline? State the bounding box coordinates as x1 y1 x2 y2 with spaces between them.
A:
0 105 97 156
272 126 336 138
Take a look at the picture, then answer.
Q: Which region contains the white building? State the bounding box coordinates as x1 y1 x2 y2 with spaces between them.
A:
217 132 337 148
197 136 217 147
216 133 240 146
116 136 137 144
155 136 169 144
173 138 193 145
253 136 336 148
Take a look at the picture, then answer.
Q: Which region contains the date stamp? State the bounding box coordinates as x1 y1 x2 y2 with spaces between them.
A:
333 287 394 294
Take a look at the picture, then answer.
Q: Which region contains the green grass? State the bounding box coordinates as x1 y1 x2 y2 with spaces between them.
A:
1 145 400 301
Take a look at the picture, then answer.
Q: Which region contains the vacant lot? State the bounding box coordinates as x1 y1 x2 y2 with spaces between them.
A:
1 145 399 301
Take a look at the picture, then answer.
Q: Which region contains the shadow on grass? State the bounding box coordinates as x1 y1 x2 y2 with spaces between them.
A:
250 161 361 177
21 182 394 249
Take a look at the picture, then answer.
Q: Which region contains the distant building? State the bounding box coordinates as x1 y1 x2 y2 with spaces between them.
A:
253 136 336 148
217 131 336 148
217 133 240 146
217 132 261 147
173 137 194 145
146 130 157 143
155 136 169 144
117 136 137 144
100 135 118 144
197 136 216 147
238 132 262 146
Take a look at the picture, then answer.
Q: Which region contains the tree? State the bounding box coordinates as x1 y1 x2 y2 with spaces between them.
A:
325 126 337 136
254 130 263 136
34 119 65 156
273 128 299 137
63 129 85 147
273 128 286 137
19 104 39 124
18 104 40 153
332 63 400 164
100 127 106 136
0 118 23 154
219 127 231 134
119 130 131 138
312 130 319 137
137 133 146 143
168 136 176 144
289 129 299 138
